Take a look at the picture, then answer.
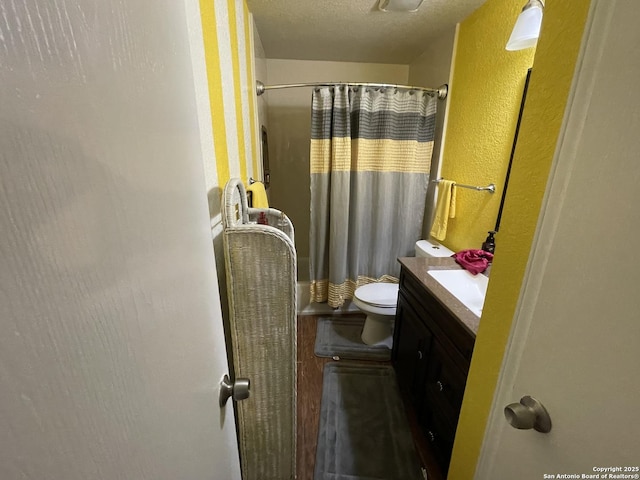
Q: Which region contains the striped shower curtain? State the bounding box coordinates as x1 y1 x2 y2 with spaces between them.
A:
309 85 438 307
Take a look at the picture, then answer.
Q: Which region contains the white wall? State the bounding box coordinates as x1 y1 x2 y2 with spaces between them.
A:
264 59 409 277
408 27 457 238
253 21 269 155
0 0 242 478
408 28 457 87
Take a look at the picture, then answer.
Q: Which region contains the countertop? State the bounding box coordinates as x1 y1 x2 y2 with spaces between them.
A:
398 257 482 336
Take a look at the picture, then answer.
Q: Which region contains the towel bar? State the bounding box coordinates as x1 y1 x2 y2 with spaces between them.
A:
433 177 496 194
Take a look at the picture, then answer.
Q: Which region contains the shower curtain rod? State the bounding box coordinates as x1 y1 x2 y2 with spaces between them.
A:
255 80 448 100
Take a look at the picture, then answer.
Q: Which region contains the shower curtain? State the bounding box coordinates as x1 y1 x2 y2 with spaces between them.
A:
309 85 438 307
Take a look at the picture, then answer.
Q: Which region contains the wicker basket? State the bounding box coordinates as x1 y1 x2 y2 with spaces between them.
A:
222 178 297 480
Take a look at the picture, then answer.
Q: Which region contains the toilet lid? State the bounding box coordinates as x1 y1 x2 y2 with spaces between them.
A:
354 283 399 308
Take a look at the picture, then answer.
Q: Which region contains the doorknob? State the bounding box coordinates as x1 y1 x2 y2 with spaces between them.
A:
504 395 552 433
219 374 251 407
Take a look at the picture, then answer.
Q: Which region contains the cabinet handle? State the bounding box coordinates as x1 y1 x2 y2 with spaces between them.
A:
417 350 423 360
427 430 436 442
436 380 444 392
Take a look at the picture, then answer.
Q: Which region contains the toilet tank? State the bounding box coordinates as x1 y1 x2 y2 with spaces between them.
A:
415 239 454 258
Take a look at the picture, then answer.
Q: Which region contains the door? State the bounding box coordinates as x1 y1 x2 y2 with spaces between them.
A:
476 0 640 477
0 1 241 479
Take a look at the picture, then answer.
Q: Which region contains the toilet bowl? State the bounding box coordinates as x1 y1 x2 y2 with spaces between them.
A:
353 282 399 348
354 239 454 348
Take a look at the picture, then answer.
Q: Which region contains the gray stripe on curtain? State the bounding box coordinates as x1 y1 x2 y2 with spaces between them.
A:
310 171 429 281
310 109 436 141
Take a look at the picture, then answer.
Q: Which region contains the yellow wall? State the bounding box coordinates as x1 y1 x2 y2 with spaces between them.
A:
199 0 260 204
198 0 261 319
439 0 535 252
448 1 592 478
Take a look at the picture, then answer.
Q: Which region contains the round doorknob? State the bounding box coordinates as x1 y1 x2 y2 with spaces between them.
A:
219 374 251 407
504 395 552 433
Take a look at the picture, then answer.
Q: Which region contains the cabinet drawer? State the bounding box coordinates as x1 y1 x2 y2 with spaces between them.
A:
426 340 467 415
422 291 476 366
399 269 429 312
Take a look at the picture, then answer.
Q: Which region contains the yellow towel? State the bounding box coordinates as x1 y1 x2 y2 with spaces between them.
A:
246 181 269 208
430 180 457 241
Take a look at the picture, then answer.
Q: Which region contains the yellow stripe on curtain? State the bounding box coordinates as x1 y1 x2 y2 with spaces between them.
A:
352 138 434 173
310 275 399 308
309 140 332 173
310 138 351 173
310 138 434 173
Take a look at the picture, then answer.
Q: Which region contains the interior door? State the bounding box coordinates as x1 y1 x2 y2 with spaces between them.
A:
476 0 640 477
0 1 241 479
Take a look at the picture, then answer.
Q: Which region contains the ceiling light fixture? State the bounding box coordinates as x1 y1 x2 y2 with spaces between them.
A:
506 0 544 51
378 0 424 13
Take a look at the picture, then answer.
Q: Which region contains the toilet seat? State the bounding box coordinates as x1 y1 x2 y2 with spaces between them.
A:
354 283 399 308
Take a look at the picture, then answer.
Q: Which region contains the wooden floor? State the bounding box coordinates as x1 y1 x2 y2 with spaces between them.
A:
296 314 333 480
296 314 445 480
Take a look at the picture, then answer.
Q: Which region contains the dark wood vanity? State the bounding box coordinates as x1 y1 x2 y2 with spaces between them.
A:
392 257 480 474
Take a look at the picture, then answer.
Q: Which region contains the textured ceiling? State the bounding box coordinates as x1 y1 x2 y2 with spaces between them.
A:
247 0 487 64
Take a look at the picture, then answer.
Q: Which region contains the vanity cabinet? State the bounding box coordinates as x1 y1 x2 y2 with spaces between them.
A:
394 297 432 406
392 259 477 473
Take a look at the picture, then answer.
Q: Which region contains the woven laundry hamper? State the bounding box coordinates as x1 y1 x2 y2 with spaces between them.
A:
222 178 297 480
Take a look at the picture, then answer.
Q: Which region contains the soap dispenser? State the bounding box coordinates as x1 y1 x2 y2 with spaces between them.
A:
482 231 496 254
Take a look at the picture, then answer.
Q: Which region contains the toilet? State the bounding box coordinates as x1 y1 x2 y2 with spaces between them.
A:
353 239 455 348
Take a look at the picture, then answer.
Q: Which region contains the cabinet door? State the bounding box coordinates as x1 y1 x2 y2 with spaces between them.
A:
393 293 432 404
419 338 469 470
420 401 456 471
425 340 468 419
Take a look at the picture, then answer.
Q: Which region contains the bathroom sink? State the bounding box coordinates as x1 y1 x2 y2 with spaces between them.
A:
427 269 489 317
